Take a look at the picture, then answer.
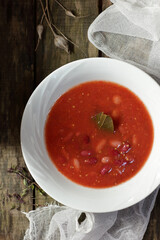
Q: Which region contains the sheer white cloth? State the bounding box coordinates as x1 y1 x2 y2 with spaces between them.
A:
23 189 158 240
88 0 160 80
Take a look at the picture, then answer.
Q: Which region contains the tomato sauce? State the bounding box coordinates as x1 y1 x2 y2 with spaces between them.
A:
45 81 154 188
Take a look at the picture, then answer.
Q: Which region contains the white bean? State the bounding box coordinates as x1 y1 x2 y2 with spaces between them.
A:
112 109 119 118
132 134 137 145
96 139 106 152
113 95 121 105
101 156 110 163
73 158 80 170
109 139 121 148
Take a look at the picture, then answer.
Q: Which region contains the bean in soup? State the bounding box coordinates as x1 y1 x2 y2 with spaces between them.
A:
45 81 154 188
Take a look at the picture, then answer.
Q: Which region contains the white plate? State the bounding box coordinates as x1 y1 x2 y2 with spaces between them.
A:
21 58 160 213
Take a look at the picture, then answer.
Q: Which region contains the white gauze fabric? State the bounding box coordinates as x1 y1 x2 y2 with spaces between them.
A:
88 0 160 80
23 189 159 240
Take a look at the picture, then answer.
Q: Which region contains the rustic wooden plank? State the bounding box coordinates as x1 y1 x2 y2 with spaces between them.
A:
101 0 112 58
102 0 112 9
35 0 99 205
143 191 160 240
0 1 35 239
35 0 99 83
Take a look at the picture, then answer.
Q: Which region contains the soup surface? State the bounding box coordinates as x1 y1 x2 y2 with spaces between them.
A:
45 81 154 188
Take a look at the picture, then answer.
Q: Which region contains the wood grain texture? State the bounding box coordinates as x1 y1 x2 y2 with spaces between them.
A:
102 0 112 10
101 0 112 58
1 0 160 239
0 0 35 239
35 0 99 83
35 0 99 205
143 191 160 240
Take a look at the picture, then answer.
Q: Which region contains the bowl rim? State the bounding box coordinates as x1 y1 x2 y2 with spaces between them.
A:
21 57 160 212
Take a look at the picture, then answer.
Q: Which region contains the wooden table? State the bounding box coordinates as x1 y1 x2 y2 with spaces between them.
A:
0 0 160 239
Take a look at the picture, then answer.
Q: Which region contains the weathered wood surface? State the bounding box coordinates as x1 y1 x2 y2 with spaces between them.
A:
0 0 160 239
0 0 35 239
144 191 160 240
36 0 99 84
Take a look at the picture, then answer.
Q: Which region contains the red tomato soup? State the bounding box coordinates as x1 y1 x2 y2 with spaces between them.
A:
45 81 154 188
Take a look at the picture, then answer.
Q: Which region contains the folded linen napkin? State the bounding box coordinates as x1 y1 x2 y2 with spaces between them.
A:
24 1 160 239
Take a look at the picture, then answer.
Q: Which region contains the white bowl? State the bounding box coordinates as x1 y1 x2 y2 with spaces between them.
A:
21 58 160 213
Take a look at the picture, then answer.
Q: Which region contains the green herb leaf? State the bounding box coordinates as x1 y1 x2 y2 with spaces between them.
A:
92 112 114 132
21 189 28 197
23 179 27 186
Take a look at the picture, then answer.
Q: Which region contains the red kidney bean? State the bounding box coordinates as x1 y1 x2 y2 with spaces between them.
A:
119 142 131 154
115 158 124 166
84 157 98 165
112 149 120 156
128 157 135 164
121 161 127 166
111 149 120 160
100 165 112 175
116 168 122 175
81 150 92 156
83 135 90 144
